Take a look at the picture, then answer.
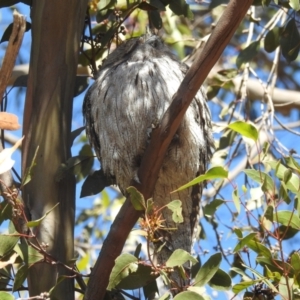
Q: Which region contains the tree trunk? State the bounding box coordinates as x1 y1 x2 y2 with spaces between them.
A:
22 1 88 298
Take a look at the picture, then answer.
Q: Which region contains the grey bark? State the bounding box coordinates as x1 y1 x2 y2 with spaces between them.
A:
22 1 88 299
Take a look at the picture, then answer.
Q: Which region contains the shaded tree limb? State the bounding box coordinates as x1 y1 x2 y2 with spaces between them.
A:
84 1 253 299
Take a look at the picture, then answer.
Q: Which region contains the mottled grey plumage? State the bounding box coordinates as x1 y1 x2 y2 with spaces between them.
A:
83 34 213 286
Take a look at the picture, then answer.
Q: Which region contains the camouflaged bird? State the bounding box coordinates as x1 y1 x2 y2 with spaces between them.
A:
83 34 213 288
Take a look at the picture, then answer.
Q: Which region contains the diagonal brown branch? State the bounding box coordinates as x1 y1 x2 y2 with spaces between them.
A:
0 12 26 233
84 1 253 299
0 11 26 103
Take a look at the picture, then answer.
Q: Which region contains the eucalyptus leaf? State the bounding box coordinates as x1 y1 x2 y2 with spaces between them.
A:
165 249 197 267
107 253 138 290
194 253 222 287
236 41 260 69
280 17 300 62
173 291 205 300
127 186 145 211
228 121 258 141
166 200 183 223
27 203 59 228
273 210 300 229
173 166 228 192
209 268 231 290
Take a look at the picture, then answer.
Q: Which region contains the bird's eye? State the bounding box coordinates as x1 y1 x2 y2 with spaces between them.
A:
151 40 158 48
147 37 159 48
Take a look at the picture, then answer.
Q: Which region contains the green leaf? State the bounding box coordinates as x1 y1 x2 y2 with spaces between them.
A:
206 85 220 100
22 146 39 187
289 0 300 10
283 168 293 184
246 240 272 258
233 228 243 239
217 68 239 79
159 269 171 285
173 166 228 192
243 169 275 193
264 27 282 53
107 253 138 290
233 232 257 253
0 222 19 256
256 256 293 277
279 182 291 204
96 8 114 23
0 265 12 289
0 22 31 44
80 169 112 198
203 199 225 217
268 161 300 193
273 210 300 229
208 268 231 290
0 292 15 300
265 265 281 281
55 147 94 182
285 155 300 171
168 0 193 20
117 264 158 290
143 279 159 300
242 263 280 293
27 203 59 228
149 0 166 10
77 253 89 271
0 200 13 225
291 252 300 273
264 205 274 222
166 200 183 223
149 10 162 29
236 41 260 69
230 266 251 280
280 17 300 62
71 126 85 146
74 76 89 97
228 121 258 141
279 276 294 299
127 186 145 211
134 243 142 258
232 188 240 214
173 291 205 300
48 275 69 296
146 198 155 215
13 264 28 292
14 244 44 265
97 0 117 11
165 249 198 267
78 47 106 66
232 280 257 294
275 225 298 240
12 74 28 88
194 253 222 287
